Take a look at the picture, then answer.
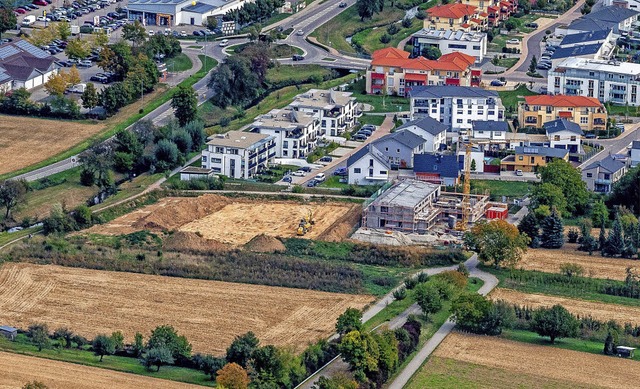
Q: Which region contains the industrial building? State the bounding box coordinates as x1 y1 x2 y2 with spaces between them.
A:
127 0 250 27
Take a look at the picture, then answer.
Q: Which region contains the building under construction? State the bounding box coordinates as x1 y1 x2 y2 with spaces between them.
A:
362 179 506 234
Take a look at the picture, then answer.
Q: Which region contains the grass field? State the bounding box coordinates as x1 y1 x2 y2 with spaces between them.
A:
350 19 423 54
469 179 533 199
266 64 331 85
498 84 539 113
0 263 373 355
165 53 193 72
348 79 409 113
0 351 204 389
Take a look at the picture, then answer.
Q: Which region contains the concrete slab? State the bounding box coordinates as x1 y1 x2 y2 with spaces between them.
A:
329 147 353 157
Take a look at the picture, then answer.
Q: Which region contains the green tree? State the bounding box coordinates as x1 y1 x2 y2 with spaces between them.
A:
92 334 115 362
111 331 125 351
538 159 590 215
591 199 609 228
79 143 113 192
451 293 491 333
147 325 192 361
313 374 358 389
198 354 225 380
421 46 442 60
65 38 91 59
154 139 180 171
81 82 99 112
603 213 624 257
28 323 50 352
56 21 71 41
518 211 539 242
123 20 147 48
373 330 399 382
141 346 174 372
356 0 383 21
336 308 363 335
540 209 564 249
608 166 640 212
465 219 530 268
338 330 379 381
599 223 607 251
133 332 144 357
531 183 567 215
531 304 579 344
470 159 477 172
528 55 537 74
208 56 261 109
183 120 206 151
578 219 598 254
171 85 198 127
414 283 442 319
0 3 16 40
226 332 259 368
53 327 74 349
0 180 27 220
504 19 517 31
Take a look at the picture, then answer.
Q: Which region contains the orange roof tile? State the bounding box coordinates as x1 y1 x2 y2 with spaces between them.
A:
461 23 471 28
440 52 476 66
524 95 603 108
371 47 410 60
370 48 474 72
426 3 477 19
480 11 489 16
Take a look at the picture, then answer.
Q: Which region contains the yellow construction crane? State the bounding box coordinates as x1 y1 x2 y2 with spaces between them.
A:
455 143 472 232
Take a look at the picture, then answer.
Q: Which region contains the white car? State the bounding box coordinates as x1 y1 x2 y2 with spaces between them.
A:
291 170 307 177
180 30 187 37
36 16 51 22
506 39 520 44
297 30 304 36
219 39 229 47
147 30 154 36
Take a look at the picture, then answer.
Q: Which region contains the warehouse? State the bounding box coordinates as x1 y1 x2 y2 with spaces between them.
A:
127 0 250 27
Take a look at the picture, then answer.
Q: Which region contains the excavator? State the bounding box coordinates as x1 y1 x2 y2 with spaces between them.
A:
296 210 316 236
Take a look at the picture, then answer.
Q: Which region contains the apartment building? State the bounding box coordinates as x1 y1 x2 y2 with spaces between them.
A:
408 85 504 132
548 58 640 106
251 108 319 159
411 29 487 62
366 48 480 97
543 118 583 154
582 156 628 193
288 88 357 136
201 131 276 179
424 3 487 31
556 6 639 36
518 94 607 132
486 0 518 27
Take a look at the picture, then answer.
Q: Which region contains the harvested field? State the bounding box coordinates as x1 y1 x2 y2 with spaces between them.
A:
434 332 640 388
86 194 361 247
0 263 373 355
0 351 200 389
0 115 105 175
518 246 639 281
490 288 640 325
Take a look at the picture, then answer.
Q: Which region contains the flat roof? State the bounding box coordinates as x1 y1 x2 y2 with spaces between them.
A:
207 130 273 149
254 108 316 129
180 166 213 174
372 179 440 209
412 28 486 42
554 58 640 76
289 88 354 109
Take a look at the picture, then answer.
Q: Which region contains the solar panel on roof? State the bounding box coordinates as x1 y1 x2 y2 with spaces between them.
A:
0 46 20 60
0 72 10 83
14 40 50 59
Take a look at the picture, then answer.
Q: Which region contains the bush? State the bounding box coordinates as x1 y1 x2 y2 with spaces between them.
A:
392 287 407 301
567 228 579 243
386 24 399 35
560 263 584 278
379 34 391 44
404 277 418 290
416 272 429 283
401 18 412 28
433 270 468 289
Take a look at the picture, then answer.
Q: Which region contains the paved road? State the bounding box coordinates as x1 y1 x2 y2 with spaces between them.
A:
578 123 640 169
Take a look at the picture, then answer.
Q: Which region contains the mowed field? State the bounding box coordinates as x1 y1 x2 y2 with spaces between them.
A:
86 194 360 246
0 263 373 355
491 288 640 325
428 332 640 388
0 351 200 389
518 246 638 281
0 115 105 175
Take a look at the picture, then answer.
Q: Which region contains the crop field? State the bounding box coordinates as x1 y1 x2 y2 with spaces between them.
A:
0 351 200 389
0 115 105 175
431 332 640 388
86 194 361 247
518 247 638 281
490 288 640 325
0 263 373 355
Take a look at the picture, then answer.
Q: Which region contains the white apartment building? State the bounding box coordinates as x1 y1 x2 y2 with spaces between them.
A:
548 58 640 106
408 86 505 133
288 89 358 137
201 131 276 179
394 116 448 153
252 108 319 159
411 29 487 62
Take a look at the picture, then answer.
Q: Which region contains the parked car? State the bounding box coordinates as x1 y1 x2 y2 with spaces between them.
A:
333 167 347 176
358 129 372 136
292 54 304 61
314 172 326 182
180 30 187 37
490 80 505 86
585 133 597 139
306 179 318 187
300 166 312 172
515 169 523 176
291 170 306 177
283 175 293 183
77 59 93 67
319 156 332 163
66 83 86 93
362 124 376 131
506 38 520 44
219 39 229 47
193 30 203 36
353 134 367 141
148 30 154 36
14 8 26 14
338 1 347 6
90 74 109 83
525 22 538 28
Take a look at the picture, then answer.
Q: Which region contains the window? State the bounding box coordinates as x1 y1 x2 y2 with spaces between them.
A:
381 206 388 213
321 120 326 127
215 147 224 153
396 149 400 153
212 167 221 173
201 156 207 162
519 156 523 161
604 173 610 179
457 119 463 123
354 168 361 173
580 117 588 124
571 136 576 141
385 147 389 151
369 159 374 167
586 173 592 178
283 141 289 148
379 170 387 175
473 45 480 50
488 110 494 115
477 130 484 134
229 148 238 155
212 158 222 163
554 135 560 141
467 110 472 114
478 110 483 115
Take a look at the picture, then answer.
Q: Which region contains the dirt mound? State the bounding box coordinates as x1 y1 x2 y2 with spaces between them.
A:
134 195 230 231
244 234 286 253
317 204 362 242
163 231 231 252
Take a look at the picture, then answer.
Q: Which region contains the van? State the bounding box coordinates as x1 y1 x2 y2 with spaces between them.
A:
515 169 523 176
67 83 86 93
21 15 36 26
314 173 326 182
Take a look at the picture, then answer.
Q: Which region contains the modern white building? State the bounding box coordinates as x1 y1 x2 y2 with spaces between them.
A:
548 58 640 106
0 39 59 91
127 0 250 27
288 89 358 137
629 140 640 167
395 116 448 153
543 118 583 154
408 86 505 133
411 29 487 62
470 120 507 141
252 108 319 159
345 144 391 185
201 131 276 179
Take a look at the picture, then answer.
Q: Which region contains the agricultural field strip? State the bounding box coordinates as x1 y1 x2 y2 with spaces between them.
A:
490 288 640 325
0 263 373 355
0 351 201 389
434 332 640 388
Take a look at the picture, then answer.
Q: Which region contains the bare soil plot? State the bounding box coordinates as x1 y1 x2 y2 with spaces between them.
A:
0 115 105 175
0 351 200 389
86 194 361 247
490 288 640 325
0 263 373 355
435 332 640 388
518 246 638 281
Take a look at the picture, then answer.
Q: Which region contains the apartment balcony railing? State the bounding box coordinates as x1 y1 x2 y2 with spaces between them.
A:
595 178 611 185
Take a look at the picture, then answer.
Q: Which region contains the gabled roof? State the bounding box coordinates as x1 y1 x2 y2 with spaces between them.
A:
583 6 639 23
0 325 16 332
543 118 584 135
427 3 477 18
524 94 603 108
632 140 640 150
515 146 569 159
472 120 508 132
396 116 448 136
409 85 498 99
567 18 614 33
372 47 410 61
439 51 476 67
413 153 461 178
370 48 474 71
375 130 426 149
584 155 626 173
551 43 603 60
560 29 611 46
0 39 57 83
346 144 391 168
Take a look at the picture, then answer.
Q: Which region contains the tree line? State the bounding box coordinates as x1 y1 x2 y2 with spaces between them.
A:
223 0 284 26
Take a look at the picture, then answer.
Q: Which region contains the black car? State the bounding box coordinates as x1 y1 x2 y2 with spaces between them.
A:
300 166 312 172
306 180 318 187
339 2 347 7
193 30 203 36
292 54 304 61
90 74 109 83
525 22 538 28
319 156 333 163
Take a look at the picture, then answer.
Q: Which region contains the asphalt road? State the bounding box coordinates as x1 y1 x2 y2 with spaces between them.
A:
578 123 640 169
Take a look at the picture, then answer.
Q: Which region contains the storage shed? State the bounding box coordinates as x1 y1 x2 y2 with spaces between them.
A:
0 325 17 341
485 204 508 220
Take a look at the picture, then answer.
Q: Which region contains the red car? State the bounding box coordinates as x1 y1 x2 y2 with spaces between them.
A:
14 8 26 14
33 0 48 5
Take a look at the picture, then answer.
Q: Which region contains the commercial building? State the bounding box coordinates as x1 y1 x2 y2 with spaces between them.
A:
411 29 487 62
366 48 480 97
288 89 358 136
582 156 628 193
0 39 59 92
518 94 607 132
127 0 250 27
543 118 583 154
548 58 640 106
252 108 319 159
500 145 569 172
201 131 276 179
409 86 504 132
549 42 614 68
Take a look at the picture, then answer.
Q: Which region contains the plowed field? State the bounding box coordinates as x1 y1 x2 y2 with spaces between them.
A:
0 263 373 355
490 288 640 325
518 247 638 281
0 351 200 389
434 332 640 388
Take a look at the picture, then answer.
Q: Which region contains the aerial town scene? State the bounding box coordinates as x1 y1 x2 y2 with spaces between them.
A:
0 0 639 386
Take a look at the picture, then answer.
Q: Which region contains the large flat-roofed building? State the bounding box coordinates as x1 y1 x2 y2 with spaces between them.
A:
288 89 357 136
411 29 487 62
201 131 276 179
252 108 319 159
127 0 250 27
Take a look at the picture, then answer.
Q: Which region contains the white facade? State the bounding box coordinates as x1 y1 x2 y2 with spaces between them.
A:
547 129 582 153
288 89 358 137
472 128 506 141
630 141 640 166
457 150 485 173
411 29 487 62
399 124 446 153
127 0 251 27
549 58 640 106
347 146 390 185
253 108 319 159
201 131 276 179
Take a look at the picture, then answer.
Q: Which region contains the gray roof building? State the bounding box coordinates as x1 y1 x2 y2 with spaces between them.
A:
551 43 604 60
346 143 391 168
379 130 426 149
396 116 449 136
472 120 509 133
515 146 569 159
584 155 626 173
408 85 498 99
543 118 584 135
0 39 58 89
560 29 612 46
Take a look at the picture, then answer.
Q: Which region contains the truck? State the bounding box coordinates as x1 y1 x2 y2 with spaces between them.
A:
67 83 86 94
21 16 36 26
71 25 80 35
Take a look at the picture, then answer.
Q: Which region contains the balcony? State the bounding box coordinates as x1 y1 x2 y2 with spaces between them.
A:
268 152 276 158
595 178 611 185
525 117 538 124
593 118 606 125
564 84 581 90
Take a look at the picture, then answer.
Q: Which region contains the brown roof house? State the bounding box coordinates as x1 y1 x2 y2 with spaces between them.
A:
0 39 59 92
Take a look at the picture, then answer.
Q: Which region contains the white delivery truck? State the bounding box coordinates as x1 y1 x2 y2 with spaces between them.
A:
67 83 87 94
71 25 80 35
22 16 36 26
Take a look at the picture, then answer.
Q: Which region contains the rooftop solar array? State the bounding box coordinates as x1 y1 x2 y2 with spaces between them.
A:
0 45 20 60
14 39 51 59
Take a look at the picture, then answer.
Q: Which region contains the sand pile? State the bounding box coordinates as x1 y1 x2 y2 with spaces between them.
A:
162 231 230 252
244 234 286 253
134 195 230 231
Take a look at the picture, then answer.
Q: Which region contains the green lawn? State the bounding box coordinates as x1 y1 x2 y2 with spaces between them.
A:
348 79 409 113
360 114 386 126
0 335 214 386
469 180 533 200
318 175 349 189
165 53 193 72
498 84 538 113
351 20 423 54
266 64 331 84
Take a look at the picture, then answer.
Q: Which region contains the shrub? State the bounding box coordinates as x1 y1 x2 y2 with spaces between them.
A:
401 18 412 28
404 277 418 290
567 228 579 243
392 287 407 301
433 270 468 289
416 272 429 283
560 263 584 278
386 24 399 35
379 34 391 44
